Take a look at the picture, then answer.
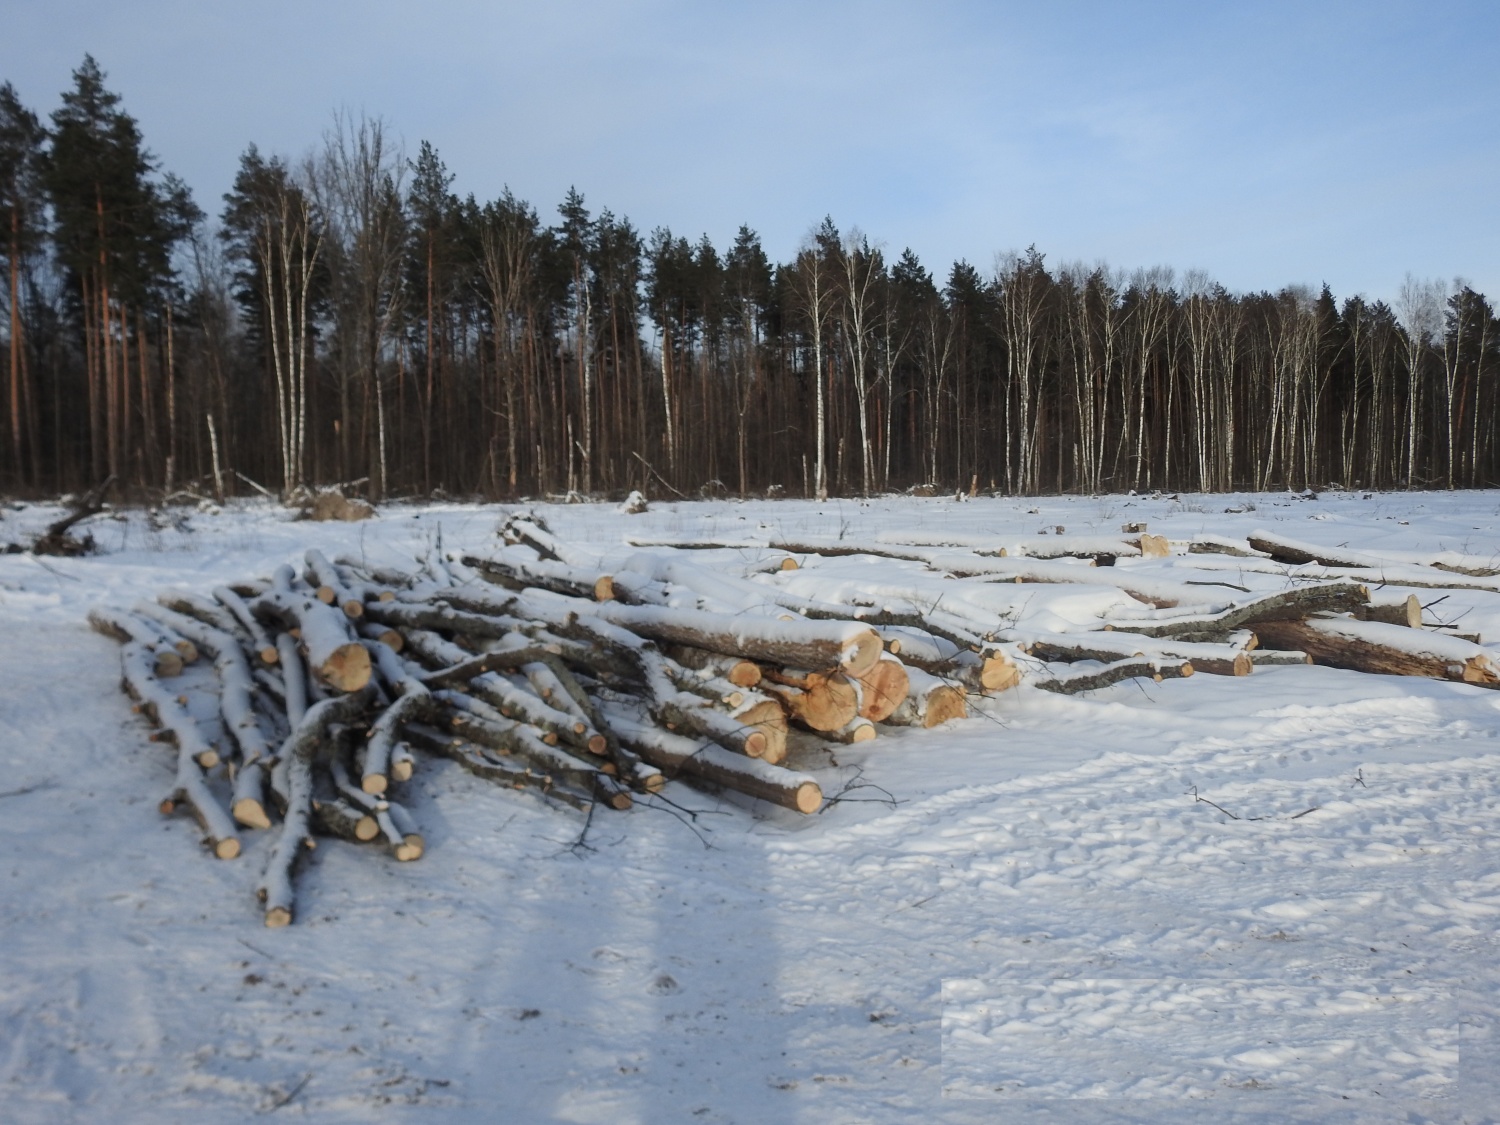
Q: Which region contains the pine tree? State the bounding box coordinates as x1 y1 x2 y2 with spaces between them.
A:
0 82 48 484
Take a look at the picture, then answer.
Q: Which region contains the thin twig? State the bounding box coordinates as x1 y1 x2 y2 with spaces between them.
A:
263 1072 312 1113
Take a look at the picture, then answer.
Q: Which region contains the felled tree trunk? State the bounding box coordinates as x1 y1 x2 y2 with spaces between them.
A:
119 642 239 858
1253 617 1500 685
600 704 822 813
255 565 371 692
260 686 375 927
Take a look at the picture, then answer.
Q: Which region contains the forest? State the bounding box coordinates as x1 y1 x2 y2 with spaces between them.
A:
1 57 1496 503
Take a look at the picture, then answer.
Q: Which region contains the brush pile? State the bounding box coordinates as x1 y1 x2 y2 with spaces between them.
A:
93 514 1500 927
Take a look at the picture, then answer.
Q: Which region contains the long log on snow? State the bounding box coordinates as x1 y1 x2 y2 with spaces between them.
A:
260 685 375 926
118 642 239 858
1246 529 1500 577
1111 581 1370 640
1022 631 1254 677
464 551 617 602
1034 657 1194 695
1252 617 1500 686
139 604 279 828
89 608 186 677
599 703 823 814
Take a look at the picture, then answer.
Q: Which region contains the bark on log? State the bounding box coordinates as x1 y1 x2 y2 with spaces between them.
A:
464 552 616 602
1253 617 1500 685
120 643 239 858
305 549 364 618
89 608 184 677
1034 658 1193 695
1248 649 1313 666
1362 593 1423 629
403 723 595 812
213 586 279 664
664 645 763 687
438 690 632 809
260 686 375 926
599 703 822 814
1122 581 1370 640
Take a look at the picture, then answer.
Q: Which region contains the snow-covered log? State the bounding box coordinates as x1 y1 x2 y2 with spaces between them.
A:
260 686 375 927
255 565 371 692
598 703 822 814
1253 617 1500 685
304 549 365 618
1034 657 1194 695
89 608 185 677
119 642 239 858
359 639 435 794
138 604 279 827
1247 529 1500 577
213 586 279 664
464 550 617 602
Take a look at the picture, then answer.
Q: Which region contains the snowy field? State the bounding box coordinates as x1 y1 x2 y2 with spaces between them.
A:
4 489 1500 1124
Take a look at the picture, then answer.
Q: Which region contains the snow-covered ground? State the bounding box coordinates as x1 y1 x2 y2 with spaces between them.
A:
4 489 1500 1124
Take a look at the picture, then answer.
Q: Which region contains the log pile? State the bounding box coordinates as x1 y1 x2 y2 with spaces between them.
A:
94 517 1500 926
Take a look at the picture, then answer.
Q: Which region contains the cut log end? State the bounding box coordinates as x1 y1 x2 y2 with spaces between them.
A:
154 650 184 678
725 660 762 688
341 600 364 619
320 643 373 694
390 759 414 783
840 629 885 677
264 905 293 928
795 780 822 814
743 729 769 758
923 687 967 727
355 815 380 842
361 773 388 796
593 575 616 601
980 655 1021 692
394 834 425 862
315 585 336 605
195 748 220 770
213 837 241 860
258 645 279 665
232 798 272 831
778 557 799 571
587 733 607 755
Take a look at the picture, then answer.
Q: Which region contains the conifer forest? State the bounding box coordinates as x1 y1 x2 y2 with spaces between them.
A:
2 57 1496 503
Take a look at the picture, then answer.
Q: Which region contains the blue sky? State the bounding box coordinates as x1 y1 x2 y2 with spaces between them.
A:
4 0 1497 300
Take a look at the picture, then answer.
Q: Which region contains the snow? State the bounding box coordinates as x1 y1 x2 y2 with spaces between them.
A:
4 489 1500 1122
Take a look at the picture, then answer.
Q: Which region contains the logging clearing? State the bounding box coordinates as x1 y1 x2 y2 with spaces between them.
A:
90 505 1500 927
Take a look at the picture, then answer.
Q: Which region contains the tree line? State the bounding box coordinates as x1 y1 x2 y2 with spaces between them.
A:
2 58 1496 502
